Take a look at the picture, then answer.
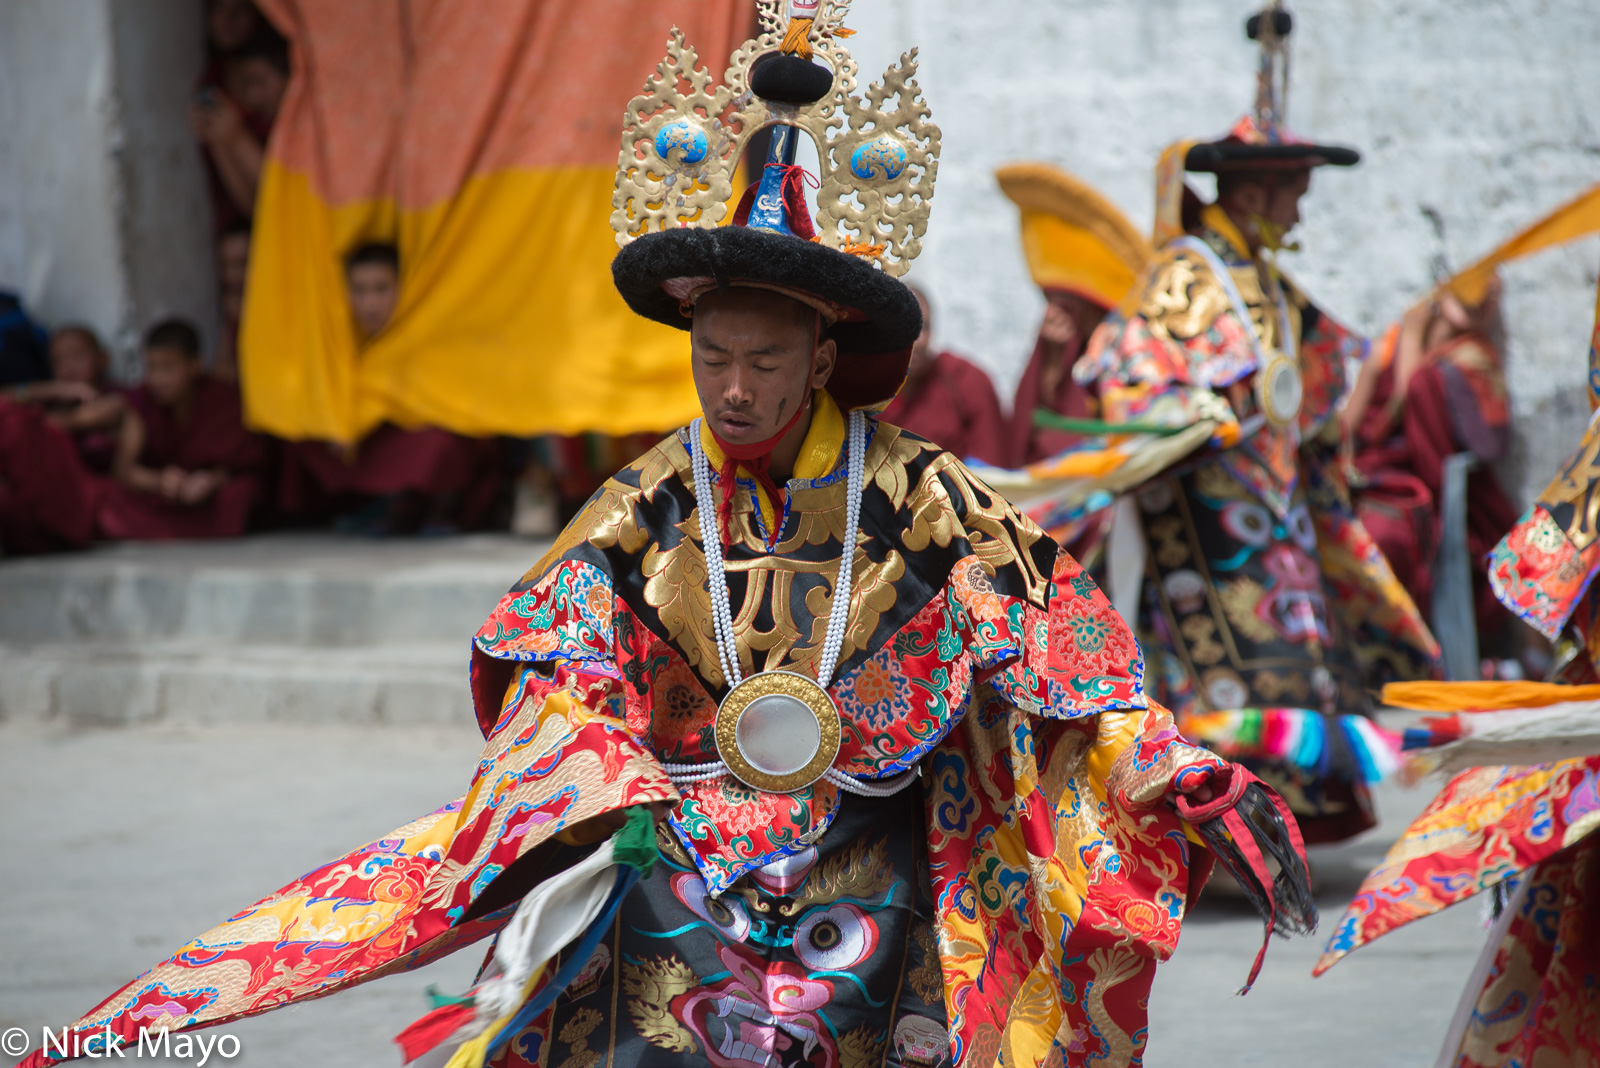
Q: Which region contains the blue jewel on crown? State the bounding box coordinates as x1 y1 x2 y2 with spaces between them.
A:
653 120 710 166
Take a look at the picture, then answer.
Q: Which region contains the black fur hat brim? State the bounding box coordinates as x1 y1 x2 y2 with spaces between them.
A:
611 227 921 412
1186 140 1360 171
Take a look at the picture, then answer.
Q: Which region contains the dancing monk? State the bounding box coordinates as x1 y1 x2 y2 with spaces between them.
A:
1076 6 1438 844
24 6 1313 1067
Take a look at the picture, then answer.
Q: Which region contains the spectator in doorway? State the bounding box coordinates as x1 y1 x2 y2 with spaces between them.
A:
277 243 501 534
98 319 267 540
878 286 1008 466
345 242 401 340
194 23 289 225
205 0 270 55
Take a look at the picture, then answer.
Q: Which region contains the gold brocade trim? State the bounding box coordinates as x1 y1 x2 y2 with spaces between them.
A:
538 423 1049 689
1537 415 1600 551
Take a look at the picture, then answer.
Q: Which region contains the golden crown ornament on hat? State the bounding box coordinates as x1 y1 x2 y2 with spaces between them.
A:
608 1 939 799
611 0 940 277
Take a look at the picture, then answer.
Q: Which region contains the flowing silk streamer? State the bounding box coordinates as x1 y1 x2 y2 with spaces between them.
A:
1441 181 1600 307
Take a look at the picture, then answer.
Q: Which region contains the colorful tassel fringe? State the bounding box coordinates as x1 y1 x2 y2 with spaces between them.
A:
1180 707 1401 784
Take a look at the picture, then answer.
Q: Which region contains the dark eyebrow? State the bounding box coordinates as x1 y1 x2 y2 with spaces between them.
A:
695 338 789 357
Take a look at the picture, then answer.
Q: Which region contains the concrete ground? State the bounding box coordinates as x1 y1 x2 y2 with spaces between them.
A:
0 720 1485 1066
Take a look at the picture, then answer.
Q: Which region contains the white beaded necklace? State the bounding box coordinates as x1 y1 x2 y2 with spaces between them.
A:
662 408 925 798
690 408 865 692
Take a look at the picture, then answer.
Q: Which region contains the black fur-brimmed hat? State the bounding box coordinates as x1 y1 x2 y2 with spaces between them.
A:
1184 116 1360 173
611 226 922 413
607 7 942 412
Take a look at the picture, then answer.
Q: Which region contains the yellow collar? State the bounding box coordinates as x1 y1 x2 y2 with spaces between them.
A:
1201 203 1254 260
697 390 847 535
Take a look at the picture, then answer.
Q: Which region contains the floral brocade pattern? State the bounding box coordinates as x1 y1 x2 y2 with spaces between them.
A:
473 544 1147 894
32 418 1242 1068
1315 755 1600 977
1446 836 1600 1067
21 684 677 1068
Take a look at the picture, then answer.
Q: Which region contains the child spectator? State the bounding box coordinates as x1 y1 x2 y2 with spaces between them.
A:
344 242 401 339
278 243 500 533
97 319 267 540
0 325 124 554
13 326 128 473
193 23 288 224
205 0 269 56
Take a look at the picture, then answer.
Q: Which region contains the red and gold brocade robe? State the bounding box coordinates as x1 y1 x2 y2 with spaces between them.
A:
1317 410 1600 1066
26 415 1246 1068
1076 209 1438 843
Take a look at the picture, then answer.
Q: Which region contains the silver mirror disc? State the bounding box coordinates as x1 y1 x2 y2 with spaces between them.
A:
735 693 822 777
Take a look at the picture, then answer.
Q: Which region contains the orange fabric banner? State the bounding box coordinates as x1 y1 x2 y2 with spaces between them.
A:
243 0 749 442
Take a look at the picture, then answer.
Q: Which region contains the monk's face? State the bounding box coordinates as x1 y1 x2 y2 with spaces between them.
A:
690 288 837 447
144 345 202 407
1227 168 1313 238
50 329 106 387
346 262 399 340
226 56 287 125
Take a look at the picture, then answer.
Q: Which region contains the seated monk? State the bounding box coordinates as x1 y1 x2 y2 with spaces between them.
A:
14 325 128 472
0 326 127 553
1346 278 1518 646
878 285 1007 465
98 319 268 540
278 242 500 533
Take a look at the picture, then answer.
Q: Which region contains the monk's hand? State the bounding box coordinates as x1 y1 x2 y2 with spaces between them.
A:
177 469 225 504
159 466 188 500
1039 302 1079 348
192 95 246 148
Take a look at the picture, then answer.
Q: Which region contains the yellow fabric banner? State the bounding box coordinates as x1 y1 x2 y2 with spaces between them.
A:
243 0 749 442
1443 180 1600 306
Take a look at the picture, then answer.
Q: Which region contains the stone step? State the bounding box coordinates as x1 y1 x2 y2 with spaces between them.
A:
0 640 479 727
0 533 546 646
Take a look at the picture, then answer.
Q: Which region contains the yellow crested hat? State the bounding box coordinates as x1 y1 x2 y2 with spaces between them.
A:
996 162 1154 311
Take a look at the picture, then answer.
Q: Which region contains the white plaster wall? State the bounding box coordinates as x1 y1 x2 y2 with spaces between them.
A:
843 0 1600 504
0 0 212 378
0 1 128 355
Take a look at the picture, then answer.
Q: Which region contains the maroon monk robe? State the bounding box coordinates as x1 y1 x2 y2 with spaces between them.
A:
878 350 1008 465
97 376 268 540
0 397 96 553
1009 331 1098 466
1353 333 1518 639
279 425 501 529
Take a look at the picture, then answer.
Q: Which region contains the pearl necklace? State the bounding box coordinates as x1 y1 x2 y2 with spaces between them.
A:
660 409 909 797
690 408 865 692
